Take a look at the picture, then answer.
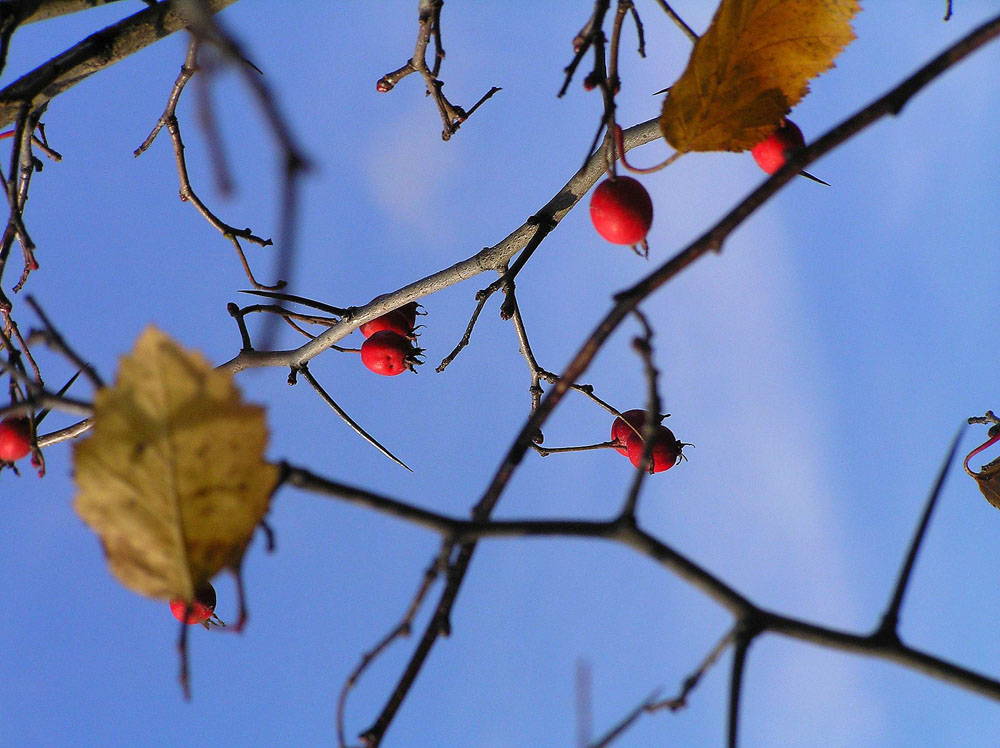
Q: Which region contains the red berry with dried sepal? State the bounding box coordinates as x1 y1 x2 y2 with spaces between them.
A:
361 331 423 376
0 416 32 462
625 425 686 473
170 581 218 626
611 409 658 456
590 176 653 245
751 119 806 175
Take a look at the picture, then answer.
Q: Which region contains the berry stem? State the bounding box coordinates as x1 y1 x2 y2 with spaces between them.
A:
613 124 682 174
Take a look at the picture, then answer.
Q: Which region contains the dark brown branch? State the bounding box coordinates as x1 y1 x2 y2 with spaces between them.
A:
282 462 1000 714
727 624 754 748
0 0 240 130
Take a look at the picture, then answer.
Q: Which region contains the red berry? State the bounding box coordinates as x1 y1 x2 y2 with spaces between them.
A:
360 309 412 339
589 176 653 245
170 581 217 625
611 409 651 456
751 119 805 175
361 330 421 376
625 425 684 473
0 416 32 462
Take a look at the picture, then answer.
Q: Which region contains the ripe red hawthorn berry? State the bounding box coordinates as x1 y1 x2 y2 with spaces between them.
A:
589 176 653 245
360 309 412 339
170 581 217 625
611 409 656 456
751 119 805 175
625 425 685 473
361 330 422 376
0 416 32 462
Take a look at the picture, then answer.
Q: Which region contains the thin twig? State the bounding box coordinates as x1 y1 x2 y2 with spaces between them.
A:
650 0 699 42
618 311 659 518
648 625 736 711
377 0 500 140
877 424 965 638
587 687 662 748
135 37 282 291
296 364 412 471
337 547 448 748
24 295 103 388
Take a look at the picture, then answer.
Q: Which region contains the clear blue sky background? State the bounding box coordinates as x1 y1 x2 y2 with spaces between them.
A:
3 2 1000 746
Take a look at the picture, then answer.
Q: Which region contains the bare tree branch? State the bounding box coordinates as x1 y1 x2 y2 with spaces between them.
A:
0 0 240 130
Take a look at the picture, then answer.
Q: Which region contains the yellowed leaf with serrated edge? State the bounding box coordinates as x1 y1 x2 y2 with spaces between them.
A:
74 327 277 601
660 0 859 153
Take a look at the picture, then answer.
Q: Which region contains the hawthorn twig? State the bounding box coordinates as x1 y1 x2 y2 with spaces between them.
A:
587 687 661 748
377 0 500 140
650 0 699 42
648 625 736 712
0 0 241 130
618 311 660 519
282 461 1000 713
336 546 449 748
135 37 282 291
24 296 103 388
296 363 412 471
876 425 965 638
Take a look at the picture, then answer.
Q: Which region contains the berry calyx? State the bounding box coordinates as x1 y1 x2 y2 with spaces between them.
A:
751 119 805 175
589 176 653 245
360 309 413 339
0 416 32 462
625 425 686 473
611 409 657 456
361 330 422 376
170 581 218 625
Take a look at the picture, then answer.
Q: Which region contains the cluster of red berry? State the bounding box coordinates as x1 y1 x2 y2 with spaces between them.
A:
359 300 423 376
611 409 686 473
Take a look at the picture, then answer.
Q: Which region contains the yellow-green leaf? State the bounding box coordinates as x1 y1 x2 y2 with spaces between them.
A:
74 327 278 601
660 0 860 153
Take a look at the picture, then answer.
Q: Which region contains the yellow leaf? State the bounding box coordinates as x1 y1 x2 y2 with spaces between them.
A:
660 0 860 153
74 327 278 601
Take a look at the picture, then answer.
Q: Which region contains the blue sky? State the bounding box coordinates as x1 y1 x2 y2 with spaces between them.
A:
3 2 1000 747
